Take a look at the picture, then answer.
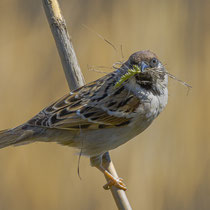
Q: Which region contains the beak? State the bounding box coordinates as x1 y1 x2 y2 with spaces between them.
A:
140 61 149 73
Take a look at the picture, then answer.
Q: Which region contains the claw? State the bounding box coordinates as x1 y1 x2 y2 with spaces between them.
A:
90 155 127 191
103 176 127 191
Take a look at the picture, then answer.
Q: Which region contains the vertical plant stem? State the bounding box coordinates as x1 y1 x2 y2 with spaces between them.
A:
42 0 132 209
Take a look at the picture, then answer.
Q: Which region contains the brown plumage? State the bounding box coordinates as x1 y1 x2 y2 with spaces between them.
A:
0 50 168 190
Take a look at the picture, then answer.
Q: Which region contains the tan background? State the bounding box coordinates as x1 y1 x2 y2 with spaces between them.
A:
0 0 209 209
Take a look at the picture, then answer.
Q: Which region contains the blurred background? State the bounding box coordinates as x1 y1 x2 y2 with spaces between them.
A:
0 0 209 209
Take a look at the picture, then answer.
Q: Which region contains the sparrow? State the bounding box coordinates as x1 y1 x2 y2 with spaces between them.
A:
0 50 168 190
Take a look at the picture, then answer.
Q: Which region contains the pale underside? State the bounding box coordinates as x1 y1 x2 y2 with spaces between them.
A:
22 70 167 156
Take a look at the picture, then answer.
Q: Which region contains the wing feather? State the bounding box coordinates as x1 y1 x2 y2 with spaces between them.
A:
27 72 140 130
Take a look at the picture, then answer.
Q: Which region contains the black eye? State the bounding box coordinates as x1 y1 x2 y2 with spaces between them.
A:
150 58 158 68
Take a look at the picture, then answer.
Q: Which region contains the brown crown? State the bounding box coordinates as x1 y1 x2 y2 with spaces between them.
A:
129 50 158 64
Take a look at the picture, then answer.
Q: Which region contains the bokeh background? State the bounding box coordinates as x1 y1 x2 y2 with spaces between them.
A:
0 0 209 209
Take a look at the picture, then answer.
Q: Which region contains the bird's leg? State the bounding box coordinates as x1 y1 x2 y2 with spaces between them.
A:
90 153 127 191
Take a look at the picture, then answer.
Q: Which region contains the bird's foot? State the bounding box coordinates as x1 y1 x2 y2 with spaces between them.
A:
90 154 127 191
103 176 127 191
103 170 127 191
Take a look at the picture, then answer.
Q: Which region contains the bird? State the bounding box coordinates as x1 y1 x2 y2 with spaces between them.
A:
0 50 168 190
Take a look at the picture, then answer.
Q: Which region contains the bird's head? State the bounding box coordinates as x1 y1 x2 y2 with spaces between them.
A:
117 50 168 92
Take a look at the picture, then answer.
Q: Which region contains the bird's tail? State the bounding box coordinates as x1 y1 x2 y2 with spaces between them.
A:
0 126 35 149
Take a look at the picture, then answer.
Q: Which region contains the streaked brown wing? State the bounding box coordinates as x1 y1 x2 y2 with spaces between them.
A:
27 72 140 130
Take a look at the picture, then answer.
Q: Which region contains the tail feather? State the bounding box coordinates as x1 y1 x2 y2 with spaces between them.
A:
0 126 35 149
0 125 75 149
